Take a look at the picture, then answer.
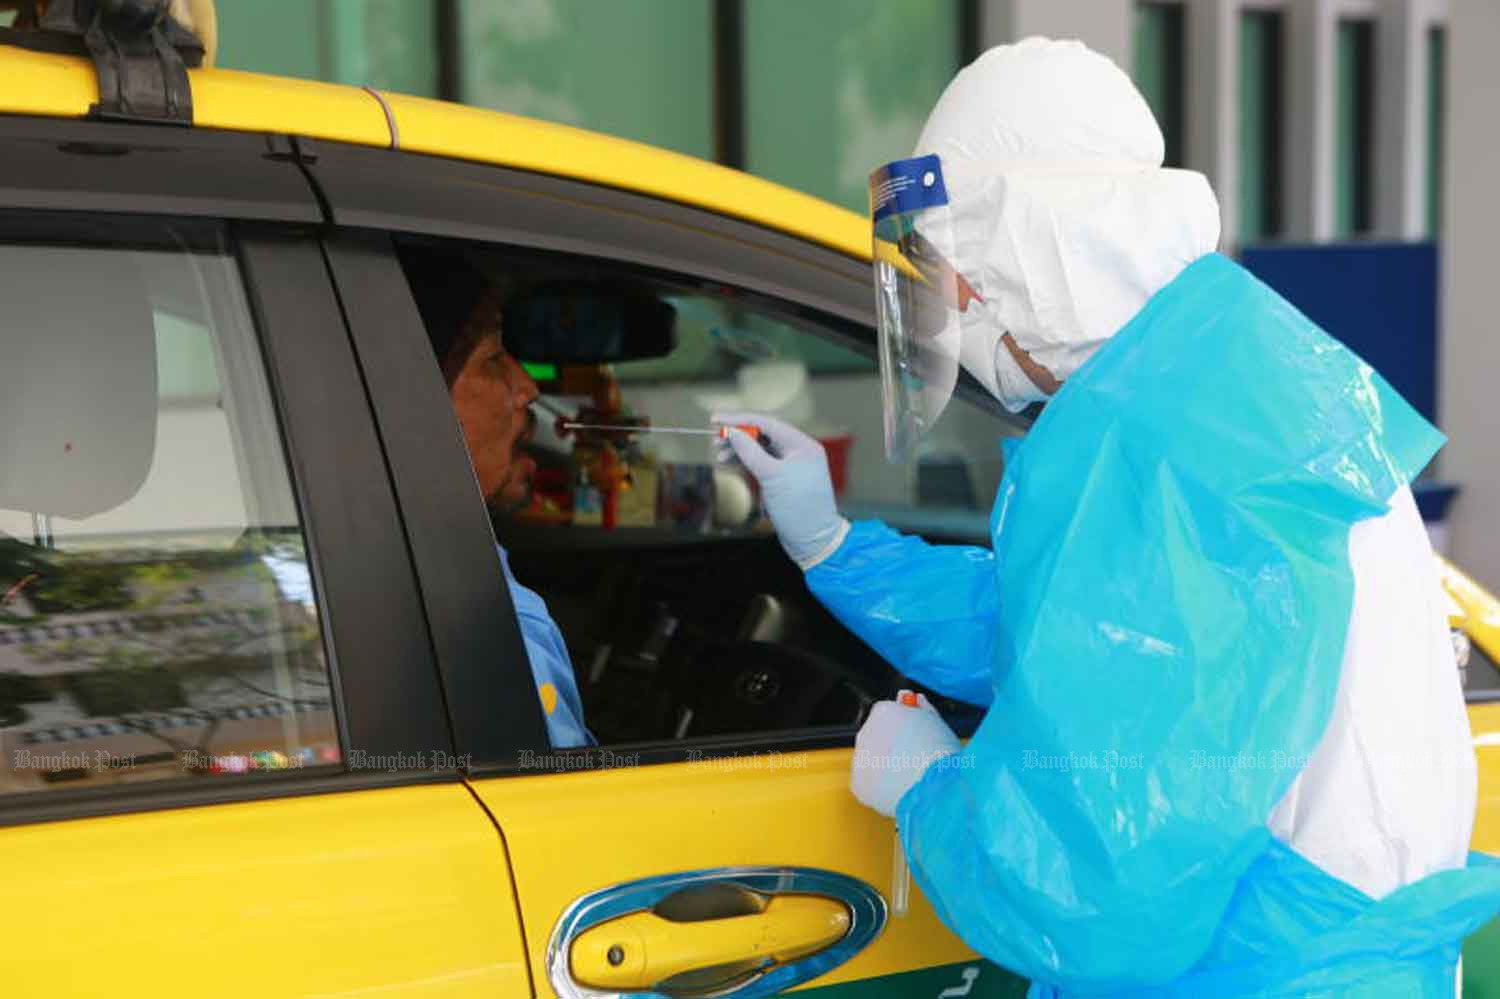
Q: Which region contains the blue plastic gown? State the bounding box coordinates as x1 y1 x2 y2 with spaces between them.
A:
806 254 1500 996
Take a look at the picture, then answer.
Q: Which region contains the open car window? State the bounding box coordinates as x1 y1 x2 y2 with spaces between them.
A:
398 238 1020 749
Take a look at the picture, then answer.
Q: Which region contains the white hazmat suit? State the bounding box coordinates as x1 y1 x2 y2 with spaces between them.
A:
722 38 1492 997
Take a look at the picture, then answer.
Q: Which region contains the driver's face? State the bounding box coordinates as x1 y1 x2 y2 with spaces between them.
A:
449 329 539 510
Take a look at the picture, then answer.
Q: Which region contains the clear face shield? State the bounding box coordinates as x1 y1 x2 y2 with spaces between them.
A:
869 155 982 461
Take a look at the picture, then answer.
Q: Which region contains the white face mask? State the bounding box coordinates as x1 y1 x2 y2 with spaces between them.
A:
937 166 1221 418
958 299 1053 414
991 334 1051 413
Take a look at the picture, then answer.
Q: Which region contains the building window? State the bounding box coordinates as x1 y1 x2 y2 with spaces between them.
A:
1238 9 1284 243
1427 26 1446 237
743 0 959 214
215 0 439 97
457 0 714 160
1334 18 1376 238
1133 1 1185 168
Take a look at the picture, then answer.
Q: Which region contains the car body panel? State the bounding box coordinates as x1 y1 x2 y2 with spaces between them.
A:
375 91 868 260
0 47 869 260
1469 702 1500 999
1441 556 1500 667
0 49 391 149
793 961 1027 998
1472 702 1500 855
468 748 1018 995
2 783 530 997
192 67 390 148
0 44 97 117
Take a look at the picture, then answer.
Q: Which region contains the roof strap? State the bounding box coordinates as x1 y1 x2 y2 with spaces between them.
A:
35 0 204 124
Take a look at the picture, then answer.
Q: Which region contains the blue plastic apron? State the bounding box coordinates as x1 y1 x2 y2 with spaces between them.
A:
806 253 1500 996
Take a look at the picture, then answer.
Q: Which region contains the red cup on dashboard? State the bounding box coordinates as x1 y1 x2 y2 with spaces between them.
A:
818 433 853 497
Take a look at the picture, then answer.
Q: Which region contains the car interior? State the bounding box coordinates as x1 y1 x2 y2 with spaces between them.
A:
396 237 1026 747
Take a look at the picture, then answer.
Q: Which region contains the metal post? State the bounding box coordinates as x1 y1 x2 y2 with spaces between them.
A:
1186 0 1241 247
713 0 744 170
436 0 462 104
1285 0 1340 240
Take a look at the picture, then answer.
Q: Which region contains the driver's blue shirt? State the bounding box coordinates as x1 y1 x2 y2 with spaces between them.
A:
498 546 592 748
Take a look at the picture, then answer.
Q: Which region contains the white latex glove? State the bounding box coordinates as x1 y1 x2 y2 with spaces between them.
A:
712 411 850 570
851 692 961 817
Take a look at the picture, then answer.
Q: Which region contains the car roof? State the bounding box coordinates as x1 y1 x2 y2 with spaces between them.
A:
0 46 870 262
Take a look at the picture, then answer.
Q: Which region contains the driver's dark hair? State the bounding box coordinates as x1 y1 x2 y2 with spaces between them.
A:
397 246 496 387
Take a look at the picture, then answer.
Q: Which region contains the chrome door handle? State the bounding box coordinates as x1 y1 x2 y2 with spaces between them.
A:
547 866 887 999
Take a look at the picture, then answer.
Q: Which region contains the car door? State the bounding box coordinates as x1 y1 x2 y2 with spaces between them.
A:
0 118 529 996
314 142 1028 997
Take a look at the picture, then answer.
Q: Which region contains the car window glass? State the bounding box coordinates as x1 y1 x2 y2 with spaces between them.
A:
399 240 1015 751
534 291 1011 744
609 296 1009 521
0 228 341 796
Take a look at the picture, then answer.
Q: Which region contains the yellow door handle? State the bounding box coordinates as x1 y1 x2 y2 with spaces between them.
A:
570 894 852 991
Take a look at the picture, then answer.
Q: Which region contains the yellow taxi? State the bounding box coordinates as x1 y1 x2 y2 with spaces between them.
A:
0 3 1495 996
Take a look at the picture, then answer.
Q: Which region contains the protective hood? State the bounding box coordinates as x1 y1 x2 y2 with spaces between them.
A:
917 37 1221 410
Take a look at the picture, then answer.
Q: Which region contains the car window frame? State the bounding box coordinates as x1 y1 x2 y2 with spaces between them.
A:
309 141 1023 775
0 117 458 825
320 229 552 763
302 139 1017 433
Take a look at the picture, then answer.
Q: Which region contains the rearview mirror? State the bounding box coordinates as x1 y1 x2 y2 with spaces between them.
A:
503 283 677 364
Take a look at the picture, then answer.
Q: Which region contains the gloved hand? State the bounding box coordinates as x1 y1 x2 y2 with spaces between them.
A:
712 411 850 570
851 691 960 817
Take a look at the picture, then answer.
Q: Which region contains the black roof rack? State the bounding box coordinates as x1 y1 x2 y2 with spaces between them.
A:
1 0 204 124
